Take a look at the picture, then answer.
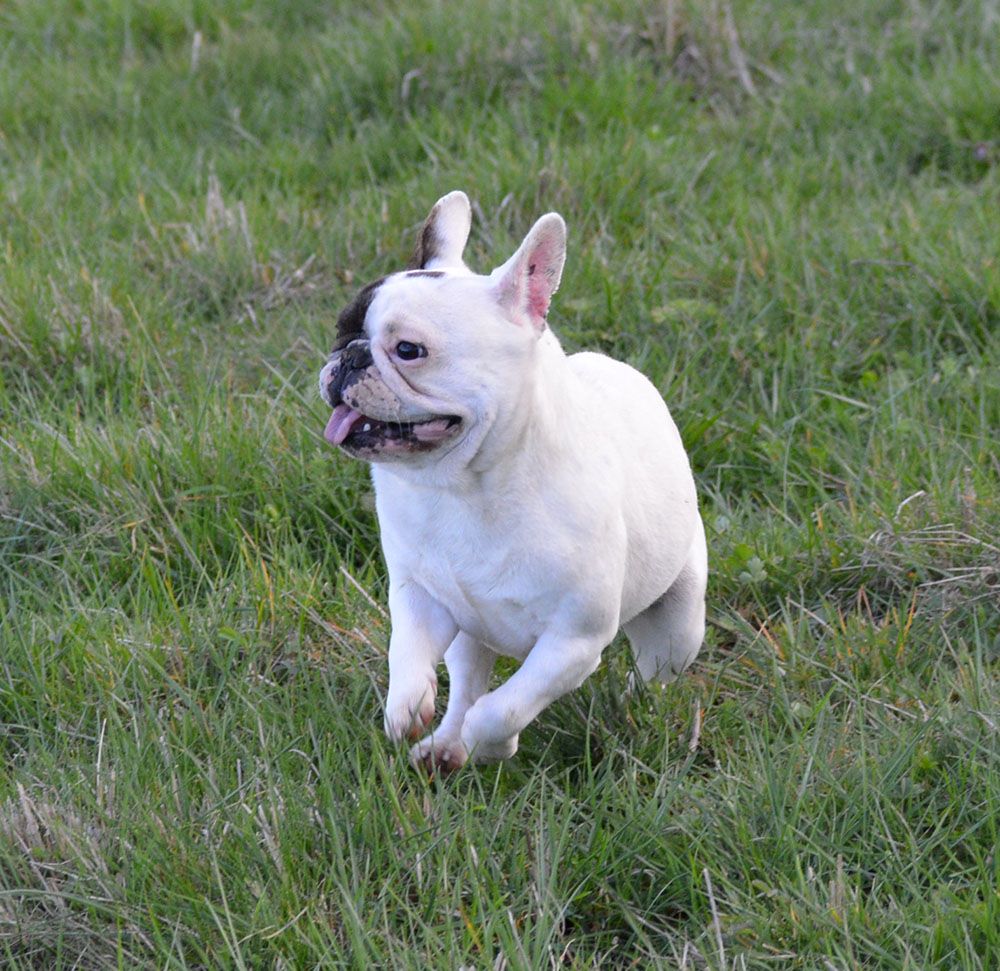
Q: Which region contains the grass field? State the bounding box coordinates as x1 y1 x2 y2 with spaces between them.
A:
1 0 998 967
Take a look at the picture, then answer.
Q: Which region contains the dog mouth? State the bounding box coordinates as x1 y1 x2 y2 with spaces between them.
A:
324 403 462 454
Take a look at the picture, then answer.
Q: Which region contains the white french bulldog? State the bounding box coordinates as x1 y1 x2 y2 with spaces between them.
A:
319 191 706 772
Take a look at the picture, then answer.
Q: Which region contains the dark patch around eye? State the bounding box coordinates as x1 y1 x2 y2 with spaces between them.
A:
405 269 445 278
332 277 386 352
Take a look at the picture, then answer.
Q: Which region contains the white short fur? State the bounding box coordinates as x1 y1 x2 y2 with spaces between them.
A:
319 191 707 771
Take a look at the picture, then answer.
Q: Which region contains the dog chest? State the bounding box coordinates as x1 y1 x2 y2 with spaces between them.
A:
376 491 571 657
416 562 546 658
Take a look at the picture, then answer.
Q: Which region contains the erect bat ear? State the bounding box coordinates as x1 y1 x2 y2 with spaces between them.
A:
408 190 472 270
490 213 566 331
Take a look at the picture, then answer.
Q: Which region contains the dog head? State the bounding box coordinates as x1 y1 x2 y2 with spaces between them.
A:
319 191 566 469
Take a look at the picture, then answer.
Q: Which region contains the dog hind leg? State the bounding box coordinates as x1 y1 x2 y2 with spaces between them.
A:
625 519 707 684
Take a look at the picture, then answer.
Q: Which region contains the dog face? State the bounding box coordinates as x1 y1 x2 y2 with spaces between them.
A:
319 191 565 468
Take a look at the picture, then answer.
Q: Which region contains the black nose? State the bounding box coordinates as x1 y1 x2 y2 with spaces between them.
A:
325 339 373 405
341 339 373 371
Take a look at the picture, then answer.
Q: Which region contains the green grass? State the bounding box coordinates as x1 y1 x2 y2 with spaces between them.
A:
1 0 998 966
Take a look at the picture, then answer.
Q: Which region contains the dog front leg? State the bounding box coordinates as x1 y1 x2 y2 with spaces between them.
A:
383 581 458 742
409 633 496 773
460 625 611 762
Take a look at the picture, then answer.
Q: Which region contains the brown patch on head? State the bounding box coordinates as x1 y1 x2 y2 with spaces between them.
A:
332 277 386 352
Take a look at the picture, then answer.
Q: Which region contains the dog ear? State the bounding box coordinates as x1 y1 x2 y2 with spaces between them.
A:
409 190 472 270
491 213 566 330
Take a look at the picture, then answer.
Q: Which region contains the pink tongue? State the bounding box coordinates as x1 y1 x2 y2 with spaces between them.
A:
411 418 453 443
324 405 364 446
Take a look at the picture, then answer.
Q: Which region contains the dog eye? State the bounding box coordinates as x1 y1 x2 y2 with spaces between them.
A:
395 341 427 361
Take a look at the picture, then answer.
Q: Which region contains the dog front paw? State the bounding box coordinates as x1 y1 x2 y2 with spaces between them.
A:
460 700 519 763
409 734 469 775
466 734 519 763
384 675 437 742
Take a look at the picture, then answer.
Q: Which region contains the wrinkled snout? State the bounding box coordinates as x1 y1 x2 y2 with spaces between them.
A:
321 338 373 407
